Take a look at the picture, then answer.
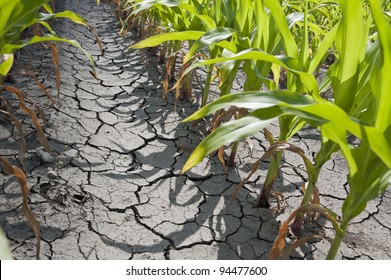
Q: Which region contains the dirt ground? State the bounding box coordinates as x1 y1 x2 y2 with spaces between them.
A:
1 0 390 260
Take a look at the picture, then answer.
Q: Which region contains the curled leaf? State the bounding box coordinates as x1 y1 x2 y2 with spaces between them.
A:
47 42 61 98
0 156 41 259
3 85 51 152
268 204 342 259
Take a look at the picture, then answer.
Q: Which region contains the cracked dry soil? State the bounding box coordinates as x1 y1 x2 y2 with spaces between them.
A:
1 0 390 260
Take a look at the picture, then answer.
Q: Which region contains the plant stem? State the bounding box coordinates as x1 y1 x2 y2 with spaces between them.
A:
255 150 282 207
290 171 319 235
201 64 213 107
255 128 288 208
228 141 239 165
183 71 193 100
326 222 348 260
291 141 338 234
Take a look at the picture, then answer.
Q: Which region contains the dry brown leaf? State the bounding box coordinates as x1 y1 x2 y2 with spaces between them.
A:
33 76 59 107
268 217 290 259
163 54 175 99
160 41 168 64
0 156 41 259
88 25 104 55
271 191 286 213
3 86 51 152
167 53 204 100
252 141 316 208
217 146 227 174
310 185 321 220
231 158 262 202
48 42 61 98
0 104 26 170
281 234 324 260
263 128 275 145
175 60 192 100
182 71 194 100
268 204 341 259
254 177 276 208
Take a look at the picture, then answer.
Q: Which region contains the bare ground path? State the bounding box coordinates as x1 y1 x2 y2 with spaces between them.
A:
0 0 390 260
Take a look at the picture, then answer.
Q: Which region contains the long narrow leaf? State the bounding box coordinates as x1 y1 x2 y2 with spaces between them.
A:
0 156 41 259
182 116 275 172
264 0 299 58
176 48 321 98
1 35 94 72
3 86 51 152
129 31 204 49
183 90 314 121
183 91 391 170
332 0 366 112
184 27 236 63
369 0 391 134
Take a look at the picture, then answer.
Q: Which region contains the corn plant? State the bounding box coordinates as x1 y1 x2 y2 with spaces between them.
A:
171 0 340 206
128 1 338 172
128 0 233 101
0 0 95 259
179 0 391 259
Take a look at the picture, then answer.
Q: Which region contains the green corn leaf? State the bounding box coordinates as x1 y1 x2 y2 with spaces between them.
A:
212 0 222 24
183 90 314 121
129 31 204 49
286 118 308 139
42 2 53 14
235 0 254 36
218 49 241 96
130 0 180 16
0 54 14 76
182 114 275 173
52 11 88 26
184 27 236 63
0 0 47 40
369 0 391 134
322 122 358 174
178 3 216 30
37 10 90 41
264 0 299 58
280 104 391 168
183 91 391 169
24 19 56 35
177 48 321 98
307 17 339 74
252 0 268 50
1 35 94 70
342 161 391 221
299 1 309 69
220 0 236 27
351 40 381 125
332 0 367 112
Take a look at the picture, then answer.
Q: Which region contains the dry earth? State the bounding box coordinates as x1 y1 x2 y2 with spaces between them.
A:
1 0 390 260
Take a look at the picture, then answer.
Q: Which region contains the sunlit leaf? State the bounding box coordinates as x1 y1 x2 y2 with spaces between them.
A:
0 53 13 76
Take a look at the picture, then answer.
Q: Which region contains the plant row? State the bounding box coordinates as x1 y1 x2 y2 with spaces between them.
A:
114 0 391 259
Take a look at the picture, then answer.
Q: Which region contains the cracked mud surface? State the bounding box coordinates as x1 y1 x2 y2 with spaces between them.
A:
1 0 390 260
